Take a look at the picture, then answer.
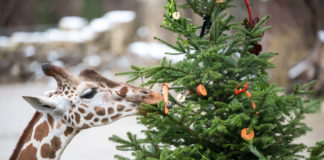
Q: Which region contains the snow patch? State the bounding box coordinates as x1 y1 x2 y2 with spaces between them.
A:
318 30 324 43
83 55 102 67
47 51 61 62
28 61 44 79
137 26 149 38
24 46 35 57
5 10 136 44
89 10 135 33
59 16 87 30
51 60 64 68
10 64 20 76
288 60 308 79
128 41 185 62
11 28 95 43
0 36 9 47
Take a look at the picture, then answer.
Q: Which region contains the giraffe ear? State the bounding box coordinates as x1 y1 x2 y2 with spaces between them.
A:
22 96 56 113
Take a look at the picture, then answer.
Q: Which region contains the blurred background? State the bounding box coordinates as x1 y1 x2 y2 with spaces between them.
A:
0 0 323 159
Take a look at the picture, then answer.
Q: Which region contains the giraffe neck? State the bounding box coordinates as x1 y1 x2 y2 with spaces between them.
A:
10 112 78 160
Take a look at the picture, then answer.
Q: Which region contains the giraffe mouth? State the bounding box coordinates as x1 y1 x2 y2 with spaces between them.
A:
142 91 163 105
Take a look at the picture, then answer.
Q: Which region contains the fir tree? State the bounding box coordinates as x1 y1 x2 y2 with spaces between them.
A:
109 0 324 159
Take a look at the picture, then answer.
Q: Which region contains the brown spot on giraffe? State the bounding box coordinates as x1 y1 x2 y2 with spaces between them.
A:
47 114 54 129
94 106 105 116
108 108 114 114
64 127 74 136
94 118 99 122
102 118 108 123
81 124 90 129
115 97 122 101
111 114 122 120
118 87 128 97
125 109 133 112
78 107 85 113
68 109 72 113
64 91 69 95
117 105 125 111
40 136 62 159
74 112 80 124
81 103 88 108
34 121 49 142
85 113 94 120
17 144 37 160
56 120 62 129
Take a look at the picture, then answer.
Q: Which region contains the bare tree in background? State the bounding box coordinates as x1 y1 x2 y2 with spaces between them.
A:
0 0 35 28
246 0 324 96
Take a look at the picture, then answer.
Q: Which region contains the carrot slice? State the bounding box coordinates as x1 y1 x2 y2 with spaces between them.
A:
251 102 256 110
196 84 207 96
241 128 255 140
245 90 252 98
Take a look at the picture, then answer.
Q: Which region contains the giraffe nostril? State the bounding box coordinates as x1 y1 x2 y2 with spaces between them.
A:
140 90 149 95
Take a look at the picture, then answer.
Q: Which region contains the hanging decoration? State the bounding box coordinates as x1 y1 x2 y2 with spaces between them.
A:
234 82 258 140
176 93 186 103
243 0 263 56
172 12 181 20
234 83 248 95
234 82 258 113
241 128 255 140
199 0 212 38
162 83 172 114
196 84 207 96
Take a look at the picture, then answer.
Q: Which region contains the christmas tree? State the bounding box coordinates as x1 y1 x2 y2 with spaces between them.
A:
110 0 324 159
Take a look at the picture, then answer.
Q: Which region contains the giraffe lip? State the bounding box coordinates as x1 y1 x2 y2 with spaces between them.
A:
142 92 163 105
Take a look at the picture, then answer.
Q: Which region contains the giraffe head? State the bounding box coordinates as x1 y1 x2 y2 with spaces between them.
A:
23 63 163 129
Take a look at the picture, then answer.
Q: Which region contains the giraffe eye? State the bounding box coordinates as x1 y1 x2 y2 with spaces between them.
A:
81 89 97 99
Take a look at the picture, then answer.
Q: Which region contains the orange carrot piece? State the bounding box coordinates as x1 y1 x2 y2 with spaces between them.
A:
245 90 252 98
196 84 207 96
241 128 254 140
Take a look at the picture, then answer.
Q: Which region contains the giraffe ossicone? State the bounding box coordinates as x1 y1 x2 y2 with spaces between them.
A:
10 63 163 160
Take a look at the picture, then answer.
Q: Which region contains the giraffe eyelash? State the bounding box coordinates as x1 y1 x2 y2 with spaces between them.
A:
80 88 97 99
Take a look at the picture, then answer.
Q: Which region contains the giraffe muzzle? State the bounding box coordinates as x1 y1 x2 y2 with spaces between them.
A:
142 91 163 105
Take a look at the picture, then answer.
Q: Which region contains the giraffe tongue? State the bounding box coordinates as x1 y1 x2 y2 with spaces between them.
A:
41 63 78 87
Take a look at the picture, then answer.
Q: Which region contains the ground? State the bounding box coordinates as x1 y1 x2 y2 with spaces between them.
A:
0 82 323 159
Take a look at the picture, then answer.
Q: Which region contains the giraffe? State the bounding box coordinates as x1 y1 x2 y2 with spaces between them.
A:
10 63 163 160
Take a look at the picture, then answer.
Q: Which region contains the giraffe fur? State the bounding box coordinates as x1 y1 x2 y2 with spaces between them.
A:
10 64 163 160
